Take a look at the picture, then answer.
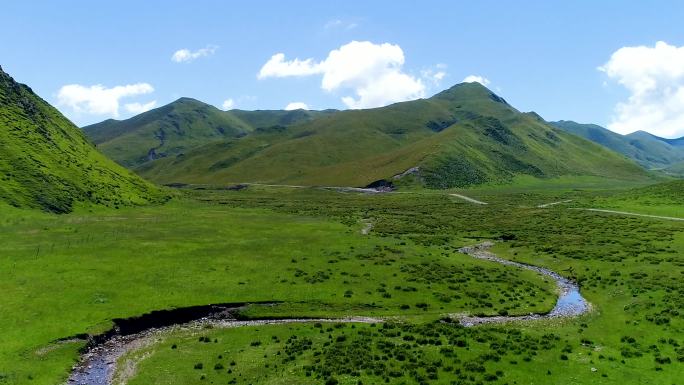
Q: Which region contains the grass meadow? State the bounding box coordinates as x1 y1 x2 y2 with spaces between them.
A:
0 181 682 385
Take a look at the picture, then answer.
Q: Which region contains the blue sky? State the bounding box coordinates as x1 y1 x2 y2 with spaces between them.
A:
3 1 684 137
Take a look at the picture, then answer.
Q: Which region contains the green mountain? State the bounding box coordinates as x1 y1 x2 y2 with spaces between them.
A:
83 102 340 170
125 83 651 188
0 66 166 213
551 120 684 171
83 97 255 167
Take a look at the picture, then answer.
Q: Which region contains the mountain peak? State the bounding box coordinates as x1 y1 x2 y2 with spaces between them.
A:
432 82 509 106
438 81 490 93
174 96 204 104
627 130 664 140
169 97 213 109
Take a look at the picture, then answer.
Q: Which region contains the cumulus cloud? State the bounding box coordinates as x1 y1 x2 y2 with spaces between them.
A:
124 100 157 114
284 102 309 110
600 41 684 138
171 45 218 63
462 75 490 86
257 53 320 78
57 83 154 117
222 98 235 110
258 41 426 109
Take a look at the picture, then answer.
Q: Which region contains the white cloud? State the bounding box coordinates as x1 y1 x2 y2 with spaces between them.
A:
600 41 684 138
324 19 358 30
125 100 157 114
285 102 309 110
222 98 235 110
57 83 154 117
258 41 426 109
462 75 490 86
340 71 424 109
257 53 320 78
421 65 448 86
171 45 218 63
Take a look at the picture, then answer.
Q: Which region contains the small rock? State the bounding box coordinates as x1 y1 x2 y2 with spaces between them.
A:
591 367 597 372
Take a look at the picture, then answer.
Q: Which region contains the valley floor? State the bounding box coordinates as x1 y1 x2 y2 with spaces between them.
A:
0 181 682 385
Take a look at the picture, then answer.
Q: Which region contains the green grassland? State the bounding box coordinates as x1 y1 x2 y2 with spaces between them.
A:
1 181 682 385
109 185 682 385
588 180 684 217
0 195 555 385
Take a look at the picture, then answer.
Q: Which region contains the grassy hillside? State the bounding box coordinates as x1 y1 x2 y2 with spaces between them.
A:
0 66 167 213
135 83 652 188
552 120 684 171
83 98 254 167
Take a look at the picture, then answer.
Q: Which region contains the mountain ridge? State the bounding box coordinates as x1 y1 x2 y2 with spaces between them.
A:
94 82 654 188
551 120 684 174
83 97 254 167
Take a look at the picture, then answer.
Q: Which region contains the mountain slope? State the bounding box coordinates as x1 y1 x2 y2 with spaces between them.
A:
134 83 652 188
83 98 254 167
551 121 684 170
230 109 337 130
0 66 166 213
664 160 684 176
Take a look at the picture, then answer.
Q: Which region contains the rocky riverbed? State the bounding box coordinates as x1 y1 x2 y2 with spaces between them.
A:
66 305 381 385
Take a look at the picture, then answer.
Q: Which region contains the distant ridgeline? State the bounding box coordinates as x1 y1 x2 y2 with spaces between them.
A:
0 66 167 213
84 82 653 189
551 120 684 176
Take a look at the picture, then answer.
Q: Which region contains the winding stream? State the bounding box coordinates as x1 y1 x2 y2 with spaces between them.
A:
456 242 590 326
66 242 589 385
66 306 381 385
